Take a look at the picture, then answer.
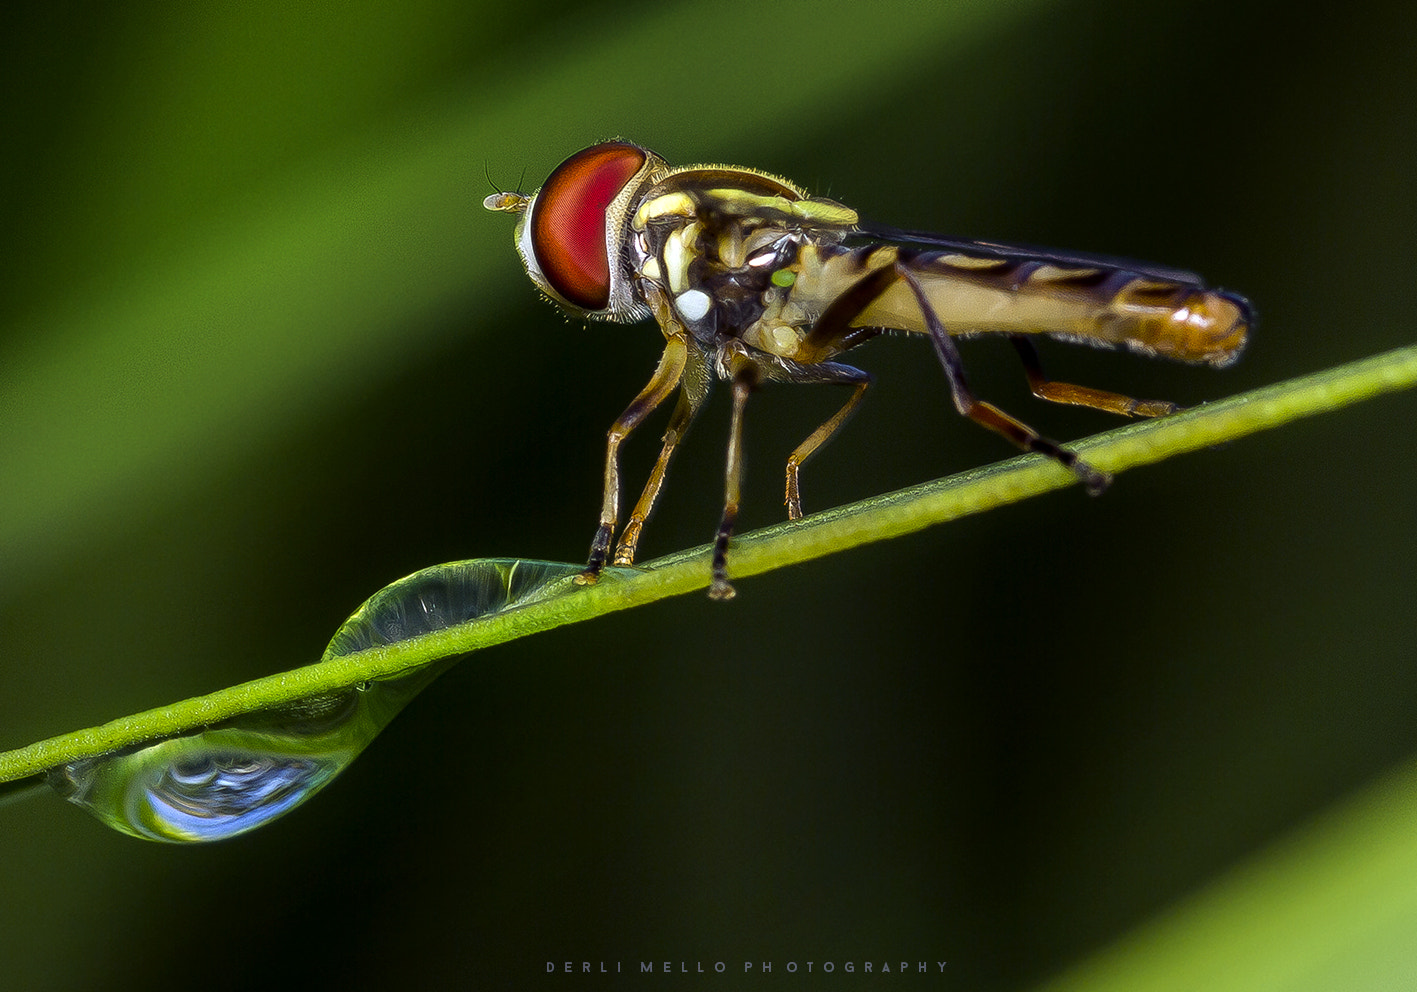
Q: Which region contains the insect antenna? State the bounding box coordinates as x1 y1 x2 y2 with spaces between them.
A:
483 160 503 196
481 162 531 213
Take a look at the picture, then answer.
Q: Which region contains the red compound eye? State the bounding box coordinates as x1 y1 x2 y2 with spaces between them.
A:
529 142 647 311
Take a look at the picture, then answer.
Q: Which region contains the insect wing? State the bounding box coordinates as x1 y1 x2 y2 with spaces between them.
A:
851 220 1256 335
852 221 1210 287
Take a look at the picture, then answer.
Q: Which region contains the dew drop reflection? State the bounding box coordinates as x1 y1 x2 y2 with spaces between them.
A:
50 559 590 842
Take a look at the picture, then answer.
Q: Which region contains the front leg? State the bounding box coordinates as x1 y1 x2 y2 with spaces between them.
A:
578 333 689 585
612 342 712 566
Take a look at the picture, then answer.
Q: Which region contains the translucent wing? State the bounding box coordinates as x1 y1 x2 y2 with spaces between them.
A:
852 220 1210 288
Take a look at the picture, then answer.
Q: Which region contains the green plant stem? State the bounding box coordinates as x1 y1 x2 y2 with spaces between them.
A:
1 344 1413 783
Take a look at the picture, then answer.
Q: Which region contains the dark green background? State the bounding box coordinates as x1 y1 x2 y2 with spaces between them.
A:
2 0 1414 988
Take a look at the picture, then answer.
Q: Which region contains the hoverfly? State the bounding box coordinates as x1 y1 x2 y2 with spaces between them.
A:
485 141 1252 600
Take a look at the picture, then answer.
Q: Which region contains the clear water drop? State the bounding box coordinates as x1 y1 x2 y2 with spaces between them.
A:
50 559 589 842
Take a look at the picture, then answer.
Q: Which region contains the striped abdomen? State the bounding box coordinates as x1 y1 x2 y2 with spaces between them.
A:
836 245 1251 368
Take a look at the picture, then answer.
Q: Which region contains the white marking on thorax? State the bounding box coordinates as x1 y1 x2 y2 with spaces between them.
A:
675 289 711 322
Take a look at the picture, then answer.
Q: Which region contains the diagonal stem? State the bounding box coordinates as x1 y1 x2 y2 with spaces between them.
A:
1 344 1414 784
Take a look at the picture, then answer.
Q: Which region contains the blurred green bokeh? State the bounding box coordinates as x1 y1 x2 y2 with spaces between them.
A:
2 1 1415 989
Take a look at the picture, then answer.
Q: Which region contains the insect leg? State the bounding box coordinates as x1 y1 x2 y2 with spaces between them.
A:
1008 335 1179 418
897 266 1112 494
579 333 690 585
782 368 871 521
612 344 712 566
709 348 760 601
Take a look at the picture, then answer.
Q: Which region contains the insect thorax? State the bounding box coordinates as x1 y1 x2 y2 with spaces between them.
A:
626 173 859 363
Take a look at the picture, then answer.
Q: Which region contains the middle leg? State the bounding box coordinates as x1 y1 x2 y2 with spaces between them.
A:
709 347 760 601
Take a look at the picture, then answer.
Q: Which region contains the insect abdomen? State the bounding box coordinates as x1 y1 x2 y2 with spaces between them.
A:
844 249 1251 367
1071 274 1248 367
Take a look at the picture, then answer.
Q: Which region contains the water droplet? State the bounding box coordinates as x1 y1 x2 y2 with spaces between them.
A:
50 559 589 842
